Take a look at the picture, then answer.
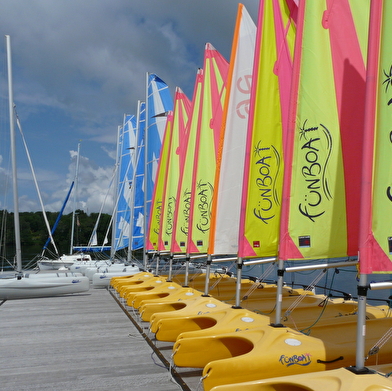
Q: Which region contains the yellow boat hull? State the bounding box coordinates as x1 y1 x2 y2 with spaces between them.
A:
120 276 168 298
170 317 392 391
110 272 155 291
125 281 183 307
150 296 231 333
151 295 388 342
209 367 392 391
138 288 204 321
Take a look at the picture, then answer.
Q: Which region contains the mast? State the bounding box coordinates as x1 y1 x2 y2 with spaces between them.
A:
110 125 122 260
128 100 143 262
6 35 23 277
70 142 81 254
143 72 149 269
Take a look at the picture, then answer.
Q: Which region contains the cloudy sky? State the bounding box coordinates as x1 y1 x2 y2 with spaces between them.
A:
0 0 259 214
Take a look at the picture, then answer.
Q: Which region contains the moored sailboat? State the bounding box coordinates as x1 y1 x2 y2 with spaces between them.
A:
0 35 89 300
209 1 392 389
166 1 392 390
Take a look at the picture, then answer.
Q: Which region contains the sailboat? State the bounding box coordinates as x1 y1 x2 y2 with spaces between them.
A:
145 0 296 338
37 179 92 270
208 1 392 390
87 114 143 286
0 35 89 300
142 3 262 328
163 2 392 390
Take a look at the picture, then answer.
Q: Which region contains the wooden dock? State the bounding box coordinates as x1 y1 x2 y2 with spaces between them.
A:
0 286 200 391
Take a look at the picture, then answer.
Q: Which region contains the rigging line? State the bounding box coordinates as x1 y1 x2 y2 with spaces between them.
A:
242 262 276 300
208 261 236 290
367 327 392 359
100 163 120 252
296 299 330 334
86 169 118 247
284 269 327 318
14 105 59 256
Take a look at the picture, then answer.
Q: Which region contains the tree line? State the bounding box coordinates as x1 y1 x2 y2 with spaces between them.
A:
0 209 112 256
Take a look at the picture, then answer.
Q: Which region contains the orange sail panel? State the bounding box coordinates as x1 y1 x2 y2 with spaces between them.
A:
279 0 369 260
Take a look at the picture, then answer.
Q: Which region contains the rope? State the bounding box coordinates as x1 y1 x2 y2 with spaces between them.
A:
242 262 276 300
196 374 208 391
283 269 326 318
367 327 392 359
299 299 329 334
209 262 236 290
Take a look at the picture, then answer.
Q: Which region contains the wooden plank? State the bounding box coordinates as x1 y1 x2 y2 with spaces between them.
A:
0 288 187 390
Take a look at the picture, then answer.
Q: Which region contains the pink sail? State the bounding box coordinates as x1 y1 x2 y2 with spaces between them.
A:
238 0 297 258
208 4 256 256
146 111 173 251
279 0 369 261
158 88 191 252
359 0 392 274
171 70 204 254
185 44 229 254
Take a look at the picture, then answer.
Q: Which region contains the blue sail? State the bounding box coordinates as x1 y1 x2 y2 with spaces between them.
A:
145 74 173 227
130 101 146 250
42 181 74 253
113 114 137 251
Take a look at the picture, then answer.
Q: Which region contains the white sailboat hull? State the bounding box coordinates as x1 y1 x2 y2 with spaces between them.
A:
92 270 140 288
0 275 90 300
85 264 126 280
70 261 110 274
37 260 75 270
37 254 92 270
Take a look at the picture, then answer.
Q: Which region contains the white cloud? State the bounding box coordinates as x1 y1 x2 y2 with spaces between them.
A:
0 0 259 213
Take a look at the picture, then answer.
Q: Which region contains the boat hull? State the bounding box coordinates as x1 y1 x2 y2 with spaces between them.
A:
0 276 90 300
170 318 392 391
209 367 392 391
37 260 75 270
92 270 140 288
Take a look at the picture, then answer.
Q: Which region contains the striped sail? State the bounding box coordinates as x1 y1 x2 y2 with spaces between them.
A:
171 70 204 253
145 74 173 227
158 88 192 252
360 0 392 274
114 114 137 251
130 101 146 251
146 111 173 251
208 4 256 256
186 43 229 254
279 0 370 260
238 0 296 259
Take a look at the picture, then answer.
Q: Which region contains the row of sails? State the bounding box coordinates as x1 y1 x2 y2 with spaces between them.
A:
119 0 392 388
